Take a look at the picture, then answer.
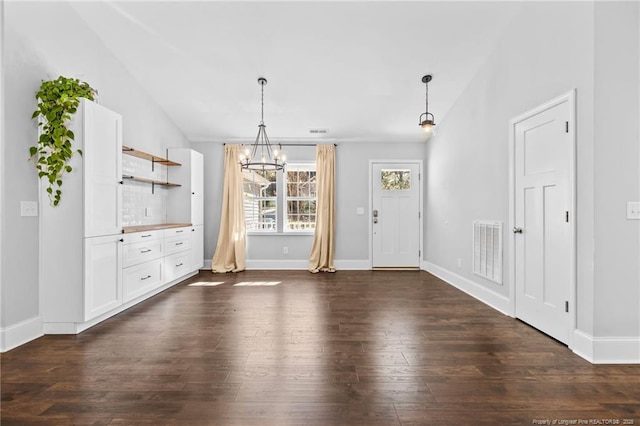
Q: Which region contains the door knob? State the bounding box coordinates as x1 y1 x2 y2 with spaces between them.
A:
513 227 523 234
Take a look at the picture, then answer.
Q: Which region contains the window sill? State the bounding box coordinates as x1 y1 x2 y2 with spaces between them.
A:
247 231 315 237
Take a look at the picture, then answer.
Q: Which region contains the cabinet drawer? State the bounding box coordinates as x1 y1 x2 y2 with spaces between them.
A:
164 227 190 238
123 239 163 268
164 251 191 283
164 234 191 255
123 259 163 303
122 229 163 244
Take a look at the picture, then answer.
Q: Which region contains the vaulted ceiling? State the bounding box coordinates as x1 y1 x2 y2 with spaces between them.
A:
54 2 525 143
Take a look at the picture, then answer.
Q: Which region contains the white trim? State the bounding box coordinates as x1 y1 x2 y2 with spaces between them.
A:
43 271 197 335
422 261 511 316
246 259 309 270
572 330 640 364
508 89 577 347
203 259 371 271
369 159 424 269
0 316 44 352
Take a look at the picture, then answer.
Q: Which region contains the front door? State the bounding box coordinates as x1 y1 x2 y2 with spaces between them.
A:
372 162 421 268
513 94 573 344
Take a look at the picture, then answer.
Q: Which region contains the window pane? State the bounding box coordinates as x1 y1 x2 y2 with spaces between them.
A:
243 169 278 231
381 169 411 190
285 165 317 231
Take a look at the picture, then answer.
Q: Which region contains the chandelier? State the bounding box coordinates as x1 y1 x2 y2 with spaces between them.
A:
419 74 436 131
239 77 286 171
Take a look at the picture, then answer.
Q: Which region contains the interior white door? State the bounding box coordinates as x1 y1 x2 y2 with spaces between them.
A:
514 98 571 344
372 162 420 268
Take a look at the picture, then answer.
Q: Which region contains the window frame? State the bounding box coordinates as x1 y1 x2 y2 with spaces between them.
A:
244 162 317 235
283 163 317 234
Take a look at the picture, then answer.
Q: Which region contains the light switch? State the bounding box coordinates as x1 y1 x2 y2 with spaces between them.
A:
627 202 640 220
356 207 364 215
21 201 38 217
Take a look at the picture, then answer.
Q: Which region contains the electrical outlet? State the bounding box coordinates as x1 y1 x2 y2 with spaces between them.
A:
20 201 38 217
283 246 289 255
627 202 640 220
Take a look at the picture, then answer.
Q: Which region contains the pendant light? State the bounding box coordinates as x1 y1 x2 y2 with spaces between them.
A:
419 74 436 131
239 77 286 171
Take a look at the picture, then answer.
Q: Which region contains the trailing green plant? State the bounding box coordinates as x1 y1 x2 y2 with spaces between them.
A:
30 76 96 206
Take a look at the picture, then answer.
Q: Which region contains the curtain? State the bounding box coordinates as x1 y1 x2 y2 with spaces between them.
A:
309 144 336 273
211 145 246 273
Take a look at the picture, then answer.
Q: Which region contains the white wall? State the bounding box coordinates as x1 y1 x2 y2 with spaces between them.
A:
194 141 425 269
424 1 640 362
593 2 640 339
1 2 190 351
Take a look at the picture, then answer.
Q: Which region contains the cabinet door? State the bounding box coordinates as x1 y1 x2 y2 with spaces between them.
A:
84 100 123 237
191 151 204 226
84 235 123 321
191 225 204 271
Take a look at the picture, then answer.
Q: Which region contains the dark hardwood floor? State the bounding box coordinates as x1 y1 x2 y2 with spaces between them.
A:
2 270 639 425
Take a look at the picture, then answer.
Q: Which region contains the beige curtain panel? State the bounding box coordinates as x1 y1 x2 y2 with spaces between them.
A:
309 144 336 273
211 144 246 273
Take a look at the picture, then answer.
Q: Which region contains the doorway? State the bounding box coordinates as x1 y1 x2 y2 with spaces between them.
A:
509 90 576 345
370 161 422 269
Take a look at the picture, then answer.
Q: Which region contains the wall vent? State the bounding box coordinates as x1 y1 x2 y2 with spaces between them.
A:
472 220 503 284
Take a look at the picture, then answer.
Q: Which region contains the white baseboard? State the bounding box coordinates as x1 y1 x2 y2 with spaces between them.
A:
422 261 511 316
0 316 43 353
202 259 371 271
572 330 640 364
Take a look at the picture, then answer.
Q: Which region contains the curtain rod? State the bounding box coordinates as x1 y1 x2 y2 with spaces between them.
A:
223 143 337 147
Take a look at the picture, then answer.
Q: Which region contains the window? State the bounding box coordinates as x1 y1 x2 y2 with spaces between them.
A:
285 165 316 231
242 163 316 233
380 169 411 190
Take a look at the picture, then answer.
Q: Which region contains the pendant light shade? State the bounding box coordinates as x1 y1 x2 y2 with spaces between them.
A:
419 74 436 131
239 77 286 171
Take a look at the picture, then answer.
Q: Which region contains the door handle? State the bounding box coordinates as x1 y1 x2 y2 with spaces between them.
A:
373 210 378 217
513 227 523 234
373 218 378 224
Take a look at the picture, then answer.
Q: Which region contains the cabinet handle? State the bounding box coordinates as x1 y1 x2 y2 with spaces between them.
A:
176 242 183 246
141 234 152 238
140 249 152 253
192 229 195 232
119 180 124 185
192 192 195 195
141 275 152 281
176 230 184 233
176 263 183 267
119 238 124 242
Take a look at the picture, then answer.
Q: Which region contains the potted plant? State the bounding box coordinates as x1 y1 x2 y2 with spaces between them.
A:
30 76 96 206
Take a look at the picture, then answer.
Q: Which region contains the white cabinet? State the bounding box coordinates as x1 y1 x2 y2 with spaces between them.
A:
85 235 123 319
191 225 204 270
41 99 123 333
123 258 163 303
167 148 204 225
167 148 204 270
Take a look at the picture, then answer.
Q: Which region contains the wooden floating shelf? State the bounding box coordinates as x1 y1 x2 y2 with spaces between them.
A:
122 145 181 167
122 175 181 193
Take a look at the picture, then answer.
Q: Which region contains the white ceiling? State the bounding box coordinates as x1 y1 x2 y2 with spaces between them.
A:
67 1 524 143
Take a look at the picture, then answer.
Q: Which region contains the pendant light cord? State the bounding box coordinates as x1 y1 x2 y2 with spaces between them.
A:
260 80 265 125
425 80 429 116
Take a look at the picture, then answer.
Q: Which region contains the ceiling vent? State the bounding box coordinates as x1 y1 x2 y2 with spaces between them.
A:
309 128 328 135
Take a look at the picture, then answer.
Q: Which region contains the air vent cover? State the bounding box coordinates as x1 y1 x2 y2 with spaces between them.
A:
472 220 503 284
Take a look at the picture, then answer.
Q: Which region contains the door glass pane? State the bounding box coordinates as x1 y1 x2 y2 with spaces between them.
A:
381 169 411 190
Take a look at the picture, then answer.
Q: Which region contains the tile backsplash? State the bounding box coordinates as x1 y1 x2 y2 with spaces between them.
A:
122 155 171 227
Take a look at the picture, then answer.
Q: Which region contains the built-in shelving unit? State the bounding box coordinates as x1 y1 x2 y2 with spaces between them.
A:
122 145 181 170
121 146 182 193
